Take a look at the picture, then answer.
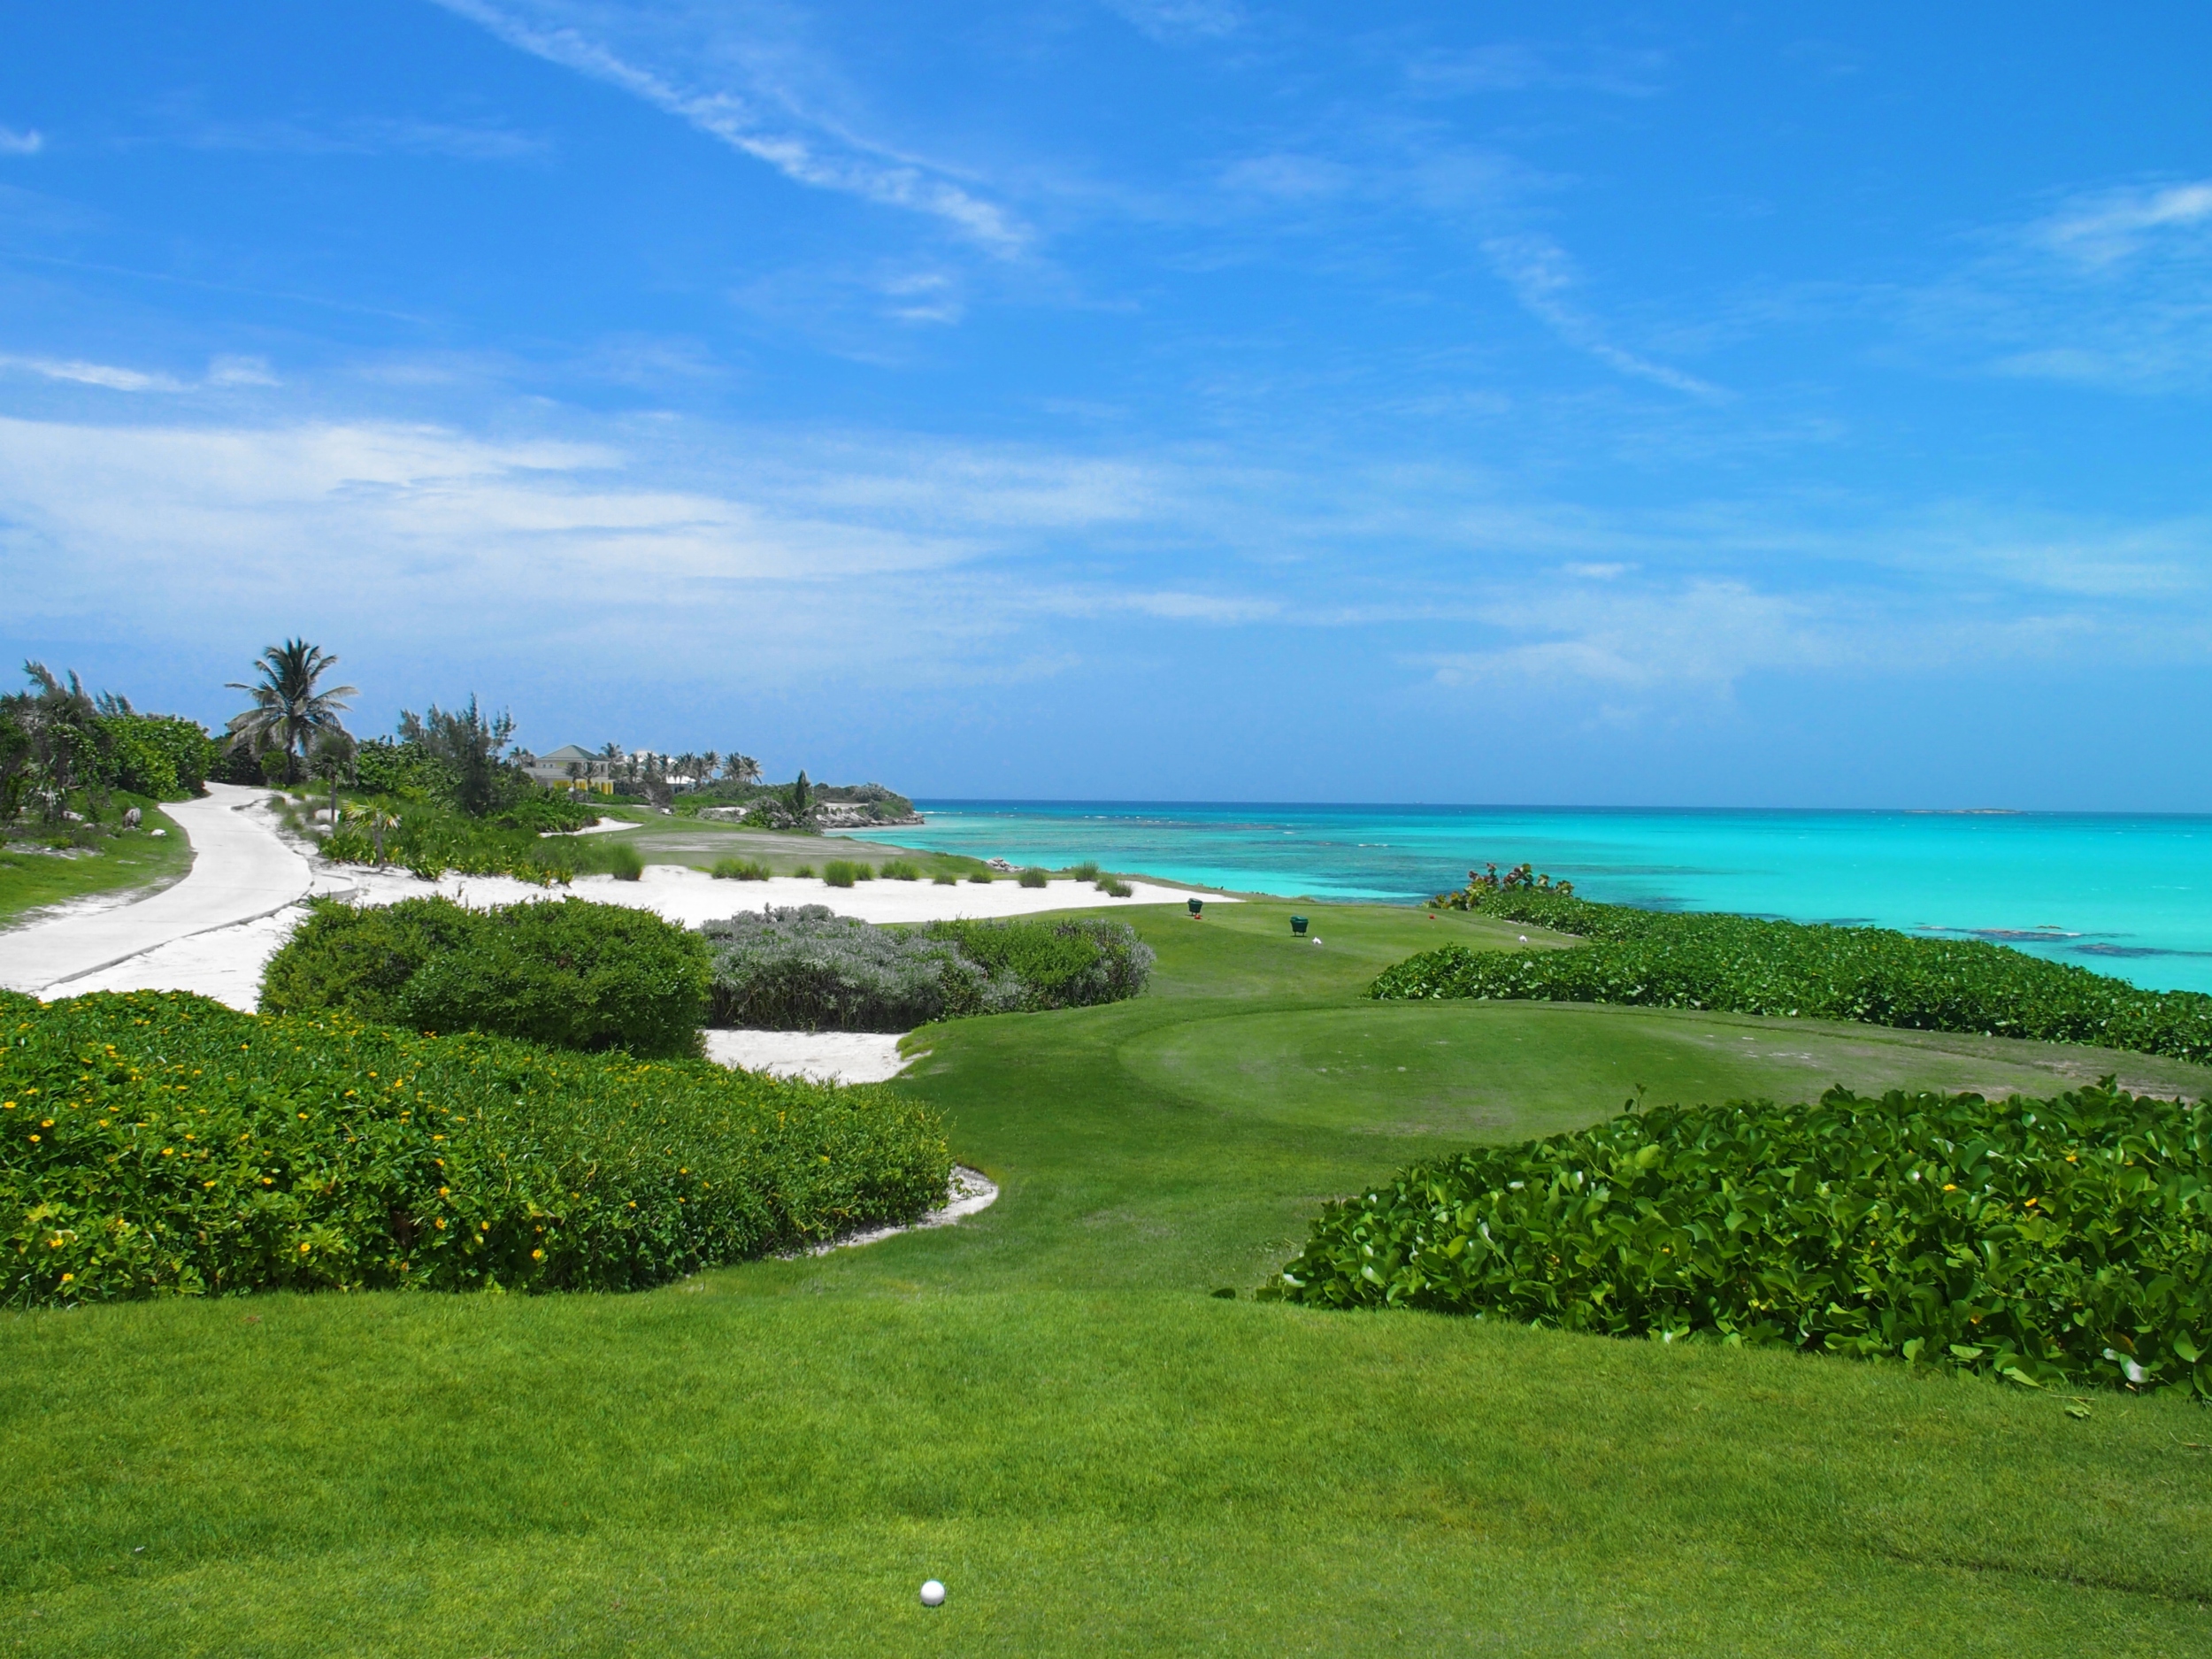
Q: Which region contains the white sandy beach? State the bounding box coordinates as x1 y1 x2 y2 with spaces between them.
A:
4 798 1223 1081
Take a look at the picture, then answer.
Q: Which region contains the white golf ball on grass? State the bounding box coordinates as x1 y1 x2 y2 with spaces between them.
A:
919 1579 947 1608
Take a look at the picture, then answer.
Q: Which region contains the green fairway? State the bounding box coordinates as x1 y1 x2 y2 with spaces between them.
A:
5 895 2209 1655
0 800 189 929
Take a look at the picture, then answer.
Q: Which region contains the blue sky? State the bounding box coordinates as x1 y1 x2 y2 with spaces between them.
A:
3 4 2210 808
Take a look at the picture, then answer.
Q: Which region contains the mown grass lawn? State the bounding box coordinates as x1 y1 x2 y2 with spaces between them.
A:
4 898 2208 1655
0 800 189 930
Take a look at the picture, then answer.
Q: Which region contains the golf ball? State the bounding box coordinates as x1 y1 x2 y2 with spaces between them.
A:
919 1579 947 1608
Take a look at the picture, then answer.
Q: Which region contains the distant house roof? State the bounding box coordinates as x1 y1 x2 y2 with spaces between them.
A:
536 744 600 764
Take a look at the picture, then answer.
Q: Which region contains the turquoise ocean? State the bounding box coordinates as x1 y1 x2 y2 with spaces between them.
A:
876 803 2212 995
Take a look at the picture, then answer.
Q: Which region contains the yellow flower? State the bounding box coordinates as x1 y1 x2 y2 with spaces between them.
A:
299 1243 311 1254
435 1218 447 1230
162 1148 174 1156
532 1248 544 1260
59 1272 73 1283
1941 1183 1956 1192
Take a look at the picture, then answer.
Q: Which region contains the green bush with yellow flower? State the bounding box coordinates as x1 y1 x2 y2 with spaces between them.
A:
2 987 949 1306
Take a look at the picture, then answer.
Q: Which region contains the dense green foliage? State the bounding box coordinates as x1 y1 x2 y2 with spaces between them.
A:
2 663 214 821
495 794 603 833
260 897 710 1058
700 906 1155 1031
1274 1083 2212 1398
921 917 1156 1010
0 988 949 1309
710 857 772 880
320 799 644 883
99 713 216 801
1375 887 2212 1064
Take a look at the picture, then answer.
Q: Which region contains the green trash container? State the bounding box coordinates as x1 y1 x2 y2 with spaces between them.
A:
1290 915 1309 935
1187 897 1204 917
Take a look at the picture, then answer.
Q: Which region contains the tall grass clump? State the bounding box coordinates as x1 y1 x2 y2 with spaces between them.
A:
822 859 864 888
1018 867 1048 888
967 870 994 885
711 857 772 881
1272 1082 2212 1399
698 908 1154 1032
1 988 949 1308
260 896 709 1058
1069 861 1102 883
879 860 922 881
1375 887 2212 1066
583 839 645 882
933 872 959 887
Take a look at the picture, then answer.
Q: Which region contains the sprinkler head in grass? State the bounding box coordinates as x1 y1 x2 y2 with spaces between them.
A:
919 1579 946 1608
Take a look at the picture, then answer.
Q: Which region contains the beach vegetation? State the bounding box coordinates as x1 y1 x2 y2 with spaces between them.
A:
933 872 958 885
967 870 994 884
821 859 862 887
699 907 1154 1031
710 857 772 881
1099 877 1133 897
595 839 645 882
1069 860 1102 883
879 859 922 880
1018 866 1049 888
1372 888 2212 1066
260 895 708 1057
1 987 947 1308
1271 1080 2212 1399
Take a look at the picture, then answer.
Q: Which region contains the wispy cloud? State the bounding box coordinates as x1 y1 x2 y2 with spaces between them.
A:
1483 234 1722 397
2039 180 2212 267
433 0 1027 254
1103 1 1243 44
1897 179 2212 392
0 356 186 393
0 127 42 157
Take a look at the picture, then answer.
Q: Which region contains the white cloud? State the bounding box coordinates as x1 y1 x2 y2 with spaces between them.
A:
0 356 186 392
208 355 280 388
0 127 42 157
433 0 1026 254
1483 234 1721 397
2040 180 2212 267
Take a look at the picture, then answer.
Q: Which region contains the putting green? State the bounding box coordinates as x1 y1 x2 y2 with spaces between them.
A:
1119 998 2212 1145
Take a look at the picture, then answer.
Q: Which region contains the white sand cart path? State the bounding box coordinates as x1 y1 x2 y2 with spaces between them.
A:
0 784 316 998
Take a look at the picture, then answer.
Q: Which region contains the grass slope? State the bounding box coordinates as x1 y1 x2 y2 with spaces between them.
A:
0 800 189 930
4 898 2208 1655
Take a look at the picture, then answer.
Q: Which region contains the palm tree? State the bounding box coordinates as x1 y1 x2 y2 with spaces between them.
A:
226 640 357 786
725 753 761 792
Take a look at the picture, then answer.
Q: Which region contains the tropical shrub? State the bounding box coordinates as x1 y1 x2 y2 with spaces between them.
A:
352 737 457 803
822 859 859 888
700 908 1154 1031
933 873 958 887
1018 867 1048 889
101 713 216 801
323 805 576 886
967 871 994 885
1069 861 1101 883
922 918 1155 1011
878 860 922 880
496 794 603 834
261 896 710 1058
1098 878 1133 898
711 857 772 881
1271 1083 2212 1399
1 987 949 1308
1374 888 2212 1066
